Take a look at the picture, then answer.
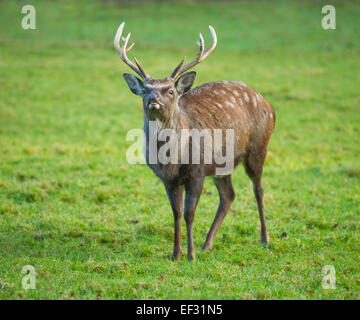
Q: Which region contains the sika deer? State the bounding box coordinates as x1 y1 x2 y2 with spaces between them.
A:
114 22 275 261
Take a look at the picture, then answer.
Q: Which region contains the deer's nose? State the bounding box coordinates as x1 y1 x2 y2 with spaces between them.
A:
147 93 161 110
147 93 159 102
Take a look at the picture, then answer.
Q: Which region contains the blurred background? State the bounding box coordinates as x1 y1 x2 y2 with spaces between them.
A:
0 0 359 299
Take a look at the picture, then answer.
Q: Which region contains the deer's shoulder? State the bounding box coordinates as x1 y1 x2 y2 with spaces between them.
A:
182 80 252 98
179 80 253 108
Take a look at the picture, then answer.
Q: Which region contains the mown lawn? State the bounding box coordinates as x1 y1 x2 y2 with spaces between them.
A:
0 0 359 299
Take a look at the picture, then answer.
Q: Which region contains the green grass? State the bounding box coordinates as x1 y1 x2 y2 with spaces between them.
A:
0 0 360 299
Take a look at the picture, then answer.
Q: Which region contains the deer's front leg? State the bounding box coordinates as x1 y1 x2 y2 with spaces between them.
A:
166 184 184 260
184 177 204 261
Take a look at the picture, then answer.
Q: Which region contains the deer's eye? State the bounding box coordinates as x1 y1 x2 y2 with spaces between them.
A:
168 89 174 95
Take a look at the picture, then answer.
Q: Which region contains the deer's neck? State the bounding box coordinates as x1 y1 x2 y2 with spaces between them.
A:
144 104 188 133
143 104 188 183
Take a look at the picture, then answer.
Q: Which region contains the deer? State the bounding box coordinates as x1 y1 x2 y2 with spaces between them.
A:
114 22 275 261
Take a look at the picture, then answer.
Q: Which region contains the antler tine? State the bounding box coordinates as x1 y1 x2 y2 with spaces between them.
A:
121 32 131 49
114 22 149 79
203 25 217 59
134 57 149 79
170 25 217 79
197 33 205 57
170 56 186 78
126 42 135 52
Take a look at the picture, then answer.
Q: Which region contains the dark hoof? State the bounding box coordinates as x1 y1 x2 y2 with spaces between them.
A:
261 232 270 245
187 253 196 261
171 252 183 261
201 244 212 252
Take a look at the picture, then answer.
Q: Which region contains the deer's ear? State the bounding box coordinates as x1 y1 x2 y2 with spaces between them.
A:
175 71 196 95
123 73 144 96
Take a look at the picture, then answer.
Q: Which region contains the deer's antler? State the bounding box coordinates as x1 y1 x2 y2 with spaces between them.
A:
114 22 150 79
170 25 217 79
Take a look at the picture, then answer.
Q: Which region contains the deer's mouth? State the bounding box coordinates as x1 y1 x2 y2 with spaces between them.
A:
148 102 162 110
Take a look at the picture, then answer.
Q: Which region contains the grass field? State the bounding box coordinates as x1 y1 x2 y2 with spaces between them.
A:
0 0 359 300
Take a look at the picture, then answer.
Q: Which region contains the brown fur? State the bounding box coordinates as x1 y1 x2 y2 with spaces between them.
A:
118 22 275 261
125 75 275 261
180 81 275 176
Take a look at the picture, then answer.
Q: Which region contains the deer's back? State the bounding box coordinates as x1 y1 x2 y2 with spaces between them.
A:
179 80 275 159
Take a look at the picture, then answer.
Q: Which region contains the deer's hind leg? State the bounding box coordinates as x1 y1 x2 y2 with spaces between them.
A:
202 175 235 251
244 150 270 244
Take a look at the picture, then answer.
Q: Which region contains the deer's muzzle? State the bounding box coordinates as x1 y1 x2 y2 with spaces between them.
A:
148 102 161 110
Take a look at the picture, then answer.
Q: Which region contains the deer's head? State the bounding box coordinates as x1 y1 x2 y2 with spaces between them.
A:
114 22 217 121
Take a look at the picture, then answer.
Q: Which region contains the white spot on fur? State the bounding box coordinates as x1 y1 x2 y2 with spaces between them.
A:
256 93 262 102
243 92 249 102
215 103 222 109
230 95 236 103
233 90 240 97
252 96 257 107
225 101 234 108
220 89 227 95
